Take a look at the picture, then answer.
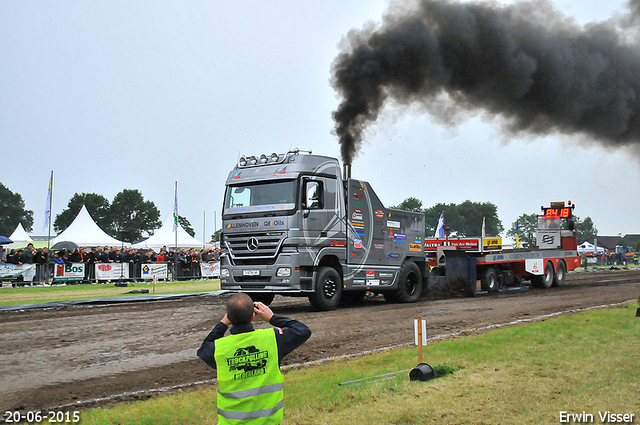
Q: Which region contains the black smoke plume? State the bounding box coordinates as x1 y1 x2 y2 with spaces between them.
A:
332 0 640 165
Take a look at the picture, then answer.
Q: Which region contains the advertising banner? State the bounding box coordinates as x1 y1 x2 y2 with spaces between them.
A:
0 264 36 282
200 261 220 278
54 263 85 282
95 263 130 281
424 237 481 252
536 231 561 249
140 263 168 280
482 237 502 251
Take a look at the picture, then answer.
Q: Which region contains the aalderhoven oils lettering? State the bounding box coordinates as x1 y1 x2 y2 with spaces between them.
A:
226 220 284 229
227 346 270 380
227 222 259 229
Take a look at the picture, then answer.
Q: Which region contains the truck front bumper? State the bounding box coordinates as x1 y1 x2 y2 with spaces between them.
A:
220 252 313 294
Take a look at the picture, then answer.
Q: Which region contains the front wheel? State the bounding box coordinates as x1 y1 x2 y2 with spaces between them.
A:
309 266 342 311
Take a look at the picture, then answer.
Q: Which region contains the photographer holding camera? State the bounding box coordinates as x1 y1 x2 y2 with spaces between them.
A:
197 293 311 424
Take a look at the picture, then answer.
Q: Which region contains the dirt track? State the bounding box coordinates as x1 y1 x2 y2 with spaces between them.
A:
1 269 639 414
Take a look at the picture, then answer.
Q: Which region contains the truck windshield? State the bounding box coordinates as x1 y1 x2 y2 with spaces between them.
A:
224 180 297 215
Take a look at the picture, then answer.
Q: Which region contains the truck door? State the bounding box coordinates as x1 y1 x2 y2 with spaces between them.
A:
301 178 330 244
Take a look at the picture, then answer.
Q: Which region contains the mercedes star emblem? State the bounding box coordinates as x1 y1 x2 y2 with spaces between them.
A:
247 237 259 252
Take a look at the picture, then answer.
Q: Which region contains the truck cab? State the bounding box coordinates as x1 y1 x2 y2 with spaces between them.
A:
220 149 425 310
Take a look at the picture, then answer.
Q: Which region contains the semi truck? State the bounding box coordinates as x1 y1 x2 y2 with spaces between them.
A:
219 149 581 310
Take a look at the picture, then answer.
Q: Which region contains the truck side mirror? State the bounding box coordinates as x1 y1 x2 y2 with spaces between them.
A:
304 181 323 210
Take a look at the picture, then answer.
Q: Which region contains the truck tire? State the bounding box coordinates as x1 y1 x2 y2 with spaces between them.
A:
384 262 422 303
482 268 499 292
309 266 342 311
249 293 275 306
553 260 567 287
532 261 555 289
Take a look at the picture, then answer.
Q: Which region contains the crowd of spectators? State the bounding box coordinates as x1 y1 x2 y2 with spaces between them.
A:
1 243 50 267
0 244 224 281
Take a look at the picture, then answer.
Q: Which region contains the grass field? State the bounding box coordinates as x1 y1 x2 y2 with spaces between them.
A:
0 280 221 306
70 303 640 425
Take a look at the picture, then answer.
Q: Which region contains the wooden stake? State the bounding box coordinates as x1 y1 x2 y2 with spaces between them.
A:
153 275 157 294
417 316 423 364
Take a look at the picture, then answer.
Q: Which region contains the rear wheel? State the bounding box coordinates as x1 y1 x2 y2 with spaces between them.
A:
532 261 555 289
482 268 499 292
309 266 342 310
553 260 567 286
249 293 275 306
384 262 422 303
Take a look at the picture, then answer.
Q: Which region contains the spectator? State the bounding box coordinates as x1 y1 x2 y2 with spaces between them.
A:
190 249 201 278
109 249 122 263
156 249 165 262
96 246 108 263
156 250 165 263
140 249 153 264
177 249 189 277
88 247 99 264
201 248 211 263
197 294 311 424
8 249 24 265
23 243 36 264
69 248 81 263
34 247 50 282
54 250 66 265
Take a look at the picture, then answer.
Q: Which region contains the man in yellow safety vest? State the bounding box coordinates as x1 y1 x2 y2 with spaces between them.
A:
197 293 311 424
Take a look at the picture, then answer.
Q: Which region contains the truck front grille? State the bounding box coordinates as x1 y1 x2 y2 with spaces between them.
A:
224 232 284 262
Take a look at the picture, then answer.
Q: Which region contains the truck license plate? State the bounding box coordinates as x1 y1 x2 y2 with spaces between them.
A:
243 270 260 276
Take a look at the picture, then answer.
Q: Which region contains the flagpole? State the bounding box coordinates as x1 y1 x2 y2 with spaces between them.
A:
174 181 178 253
43 171 53 285
45 171 53 251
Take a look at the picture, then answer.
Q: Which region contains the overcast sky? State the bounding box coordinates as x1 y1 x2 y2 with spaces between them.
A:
1 0 638 242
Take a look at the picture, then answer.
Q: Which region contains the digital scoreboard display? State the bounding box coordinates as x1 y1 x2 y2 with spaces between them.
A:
542 206 572 218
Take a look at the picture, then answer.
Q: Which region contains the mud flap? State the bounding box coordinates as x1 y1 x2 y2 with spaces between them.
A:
525 259 544 275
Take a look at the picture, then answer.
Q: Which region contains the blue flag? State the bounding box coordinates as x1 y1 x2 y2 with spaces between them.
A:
434 213 445 238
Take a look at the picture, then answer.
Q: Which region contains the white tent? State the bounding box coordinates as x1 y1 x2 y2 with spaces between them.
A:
132 216 204 250
8 223 32 245
51 205 124 247
577 241 605 254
